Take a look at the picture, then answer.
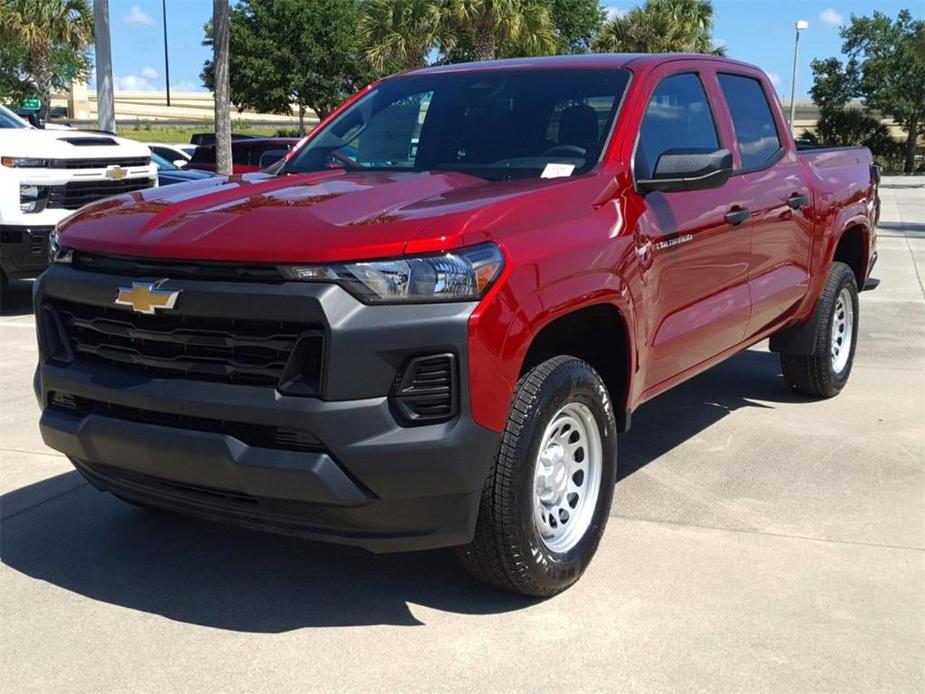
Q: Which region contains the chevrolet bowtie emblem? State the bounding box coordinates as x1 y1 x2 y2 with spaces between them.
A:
114 281 180 314
105 165 127 180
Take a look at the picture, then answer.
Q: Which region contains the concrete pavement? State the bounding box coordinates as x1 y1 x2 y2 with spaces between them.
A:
1 178 923 693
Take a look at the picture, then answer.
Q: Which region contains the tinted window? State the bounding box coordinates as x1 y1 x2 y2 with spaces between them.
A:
190 146 216 164
635 73 719 180
232 143 252 165
284 69 630 181
718 74 781 170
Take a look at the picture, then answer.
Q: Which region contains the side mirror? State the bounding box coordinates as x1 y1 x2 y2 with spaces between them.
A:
637 148 733 194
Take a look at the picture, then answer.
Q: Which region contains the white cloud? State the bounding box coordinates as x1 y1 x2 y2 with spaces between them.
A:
123 5 155 27
141 66 159 80
819 8 843 27
604 7 626 21
767 72 782 87
115 74 156 91
712 37 728 51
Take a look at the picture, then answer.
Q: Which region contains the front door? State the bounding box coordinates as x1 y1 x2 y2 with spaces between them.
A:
631 70 753 392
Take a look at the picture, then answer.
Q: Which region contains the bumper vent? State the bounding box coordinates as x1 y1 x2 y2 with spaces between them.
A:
49 392 325 453
391 353 457 425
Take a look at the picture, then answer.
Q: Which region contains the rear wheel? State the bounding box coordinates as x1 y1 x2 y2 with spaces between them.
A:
457 356 617 597
780 261 859 397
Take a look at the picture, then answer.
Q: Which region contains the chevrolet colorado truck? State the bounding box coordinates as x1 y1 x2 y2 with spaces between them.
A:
1 105 156 291
34 55 879 596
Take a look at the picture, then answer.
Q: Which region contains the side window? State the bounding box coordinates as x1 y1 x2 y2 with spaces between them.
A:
635 73 719 180
718 74 782 170
348 91 432 166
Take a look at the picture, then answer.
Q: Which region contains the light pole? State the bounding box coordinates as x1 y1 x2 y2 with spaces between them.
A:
789 20 809 132
162 0 171 106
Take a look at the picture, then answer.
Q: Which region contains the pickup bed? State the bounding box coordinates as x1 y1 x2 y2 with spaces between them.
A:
34 54 878 596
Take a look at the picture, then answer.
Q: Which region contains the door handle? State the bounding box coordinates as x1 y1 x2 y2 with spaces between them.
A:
786 193 809 209
725 207 750 226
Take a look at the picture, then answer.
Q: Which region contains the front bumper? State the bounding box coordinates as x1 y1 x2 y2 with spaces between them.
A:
0 224 53 279
34 264 501 552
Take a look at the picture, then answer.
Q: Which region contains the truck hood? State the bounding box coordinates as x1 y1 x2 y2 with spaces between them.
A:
0 128 152 160
57 169 585 263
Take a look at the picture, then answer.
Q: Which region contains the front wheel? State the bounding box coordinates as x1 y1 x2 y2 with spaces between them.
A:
780 261 859 397
457 356 618 597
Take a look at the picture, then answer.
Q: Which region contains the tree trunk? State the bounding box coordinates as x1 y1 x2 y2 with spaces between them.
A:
213 0 232 176
94 0 116 133
903 119 919 174
298 104 305 135
31 45 52 122
474 14 496 60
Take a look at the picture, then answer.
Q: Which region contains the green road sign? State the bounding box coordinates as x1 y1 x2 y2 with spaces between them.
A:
21 98 40 111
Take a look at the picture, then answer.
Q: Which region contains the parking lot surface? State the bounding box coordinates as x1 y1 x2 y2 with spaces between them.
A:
2 178 923 693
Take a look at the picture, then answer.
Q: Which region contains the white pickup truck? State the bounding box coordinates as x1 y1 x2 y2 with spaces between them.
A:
0 106 156 290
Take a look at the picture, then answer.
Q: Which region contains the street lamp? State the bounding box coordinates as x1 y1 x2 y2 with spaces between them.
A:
789 20 809 131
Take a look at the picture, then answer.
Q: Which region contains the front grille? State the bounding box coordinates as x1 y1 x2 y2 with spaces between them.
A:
29 231 47 255
390 353 457 424
54 156 150 168
49 392 324 452
46 299 319 387
72 251 286 282
47 178 152 209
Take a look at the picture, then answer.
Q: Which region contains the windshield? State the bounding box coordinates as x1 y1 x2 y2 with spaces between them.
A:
150 152 178 171
0 105 29 129
283 68 630 181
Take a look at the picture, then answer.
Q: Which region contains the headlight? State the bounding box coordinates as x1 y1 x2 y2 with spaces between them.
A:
49 229 72 263
279 243 504 303
2 157 49 168
20 184 47 213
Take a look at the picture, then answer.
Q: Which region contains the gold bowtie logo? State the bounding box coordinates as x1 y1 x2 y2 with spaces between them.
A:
105 165 127 180
114 282 180 314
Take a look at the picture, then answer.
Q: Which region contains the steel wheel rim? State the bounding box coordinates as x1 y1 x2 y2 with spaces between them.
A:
831 287 854 374
532 402 603 553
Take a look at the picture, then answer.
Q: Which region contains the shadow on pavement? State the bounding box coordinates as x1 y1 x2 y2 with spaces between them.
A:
876 221 924 235
1 348 803 631
0 279 35 316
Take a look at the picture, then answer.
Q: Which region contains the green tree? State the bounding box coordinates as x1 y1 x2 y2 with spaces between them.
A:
202 0 374 129
445 0 557 61
840 10 924 173
0 0 93 118
548 0 605 54
361 0 448 72
592 0 722 55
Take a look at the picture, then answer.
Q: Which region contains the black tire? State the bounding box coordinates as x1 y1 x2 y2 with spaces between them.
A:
780 261 859 398
457 356 618 597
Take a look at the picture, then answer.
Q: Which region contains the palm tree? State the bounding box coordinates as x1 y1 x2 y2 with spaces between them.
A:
361 0 447 72
592 0 722 55
0 0 94 118
447 0 557 61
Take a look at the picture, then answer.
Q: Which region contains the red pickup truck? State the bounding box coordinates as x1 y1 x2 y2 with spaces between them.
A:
36 54 878 596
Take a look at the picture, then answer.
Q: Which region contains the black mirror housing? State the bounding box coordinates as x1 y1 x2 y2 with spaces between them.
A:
637 148 733 194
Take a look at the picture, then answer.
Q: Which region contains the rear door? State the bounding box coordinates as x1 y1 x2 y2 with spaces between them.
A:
716 72 813 335
631 66 753 392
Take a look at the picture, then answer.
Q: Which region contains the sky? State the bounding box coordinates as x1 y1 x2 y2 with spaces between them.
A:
98 0 922 100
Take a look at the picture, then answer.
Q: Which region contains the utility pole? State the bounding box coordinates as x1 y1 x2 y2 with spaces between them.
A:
788 20 809 133
93 0 116 133
162 0 171 106
213 0 232 176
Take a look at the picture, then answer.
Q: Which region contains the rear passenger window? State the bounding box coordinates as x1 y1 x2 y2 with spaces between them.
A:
635 73 719 180
718 74 782 170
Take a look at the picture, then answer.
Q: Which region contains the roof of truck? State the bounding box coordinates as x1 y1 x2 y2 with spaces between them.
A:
406 52 764 77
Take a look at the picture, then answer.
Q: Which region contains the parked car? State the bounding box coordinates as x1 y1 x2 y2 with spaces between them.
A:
0 105 156 291
189 132 257 146
151 152 214 186
185 137 299 174
36 54 879 596
146 143 196 168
